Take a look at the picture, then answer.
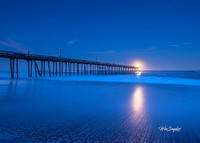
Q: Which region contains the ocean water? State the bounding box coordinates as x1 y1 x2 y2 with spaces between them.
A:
0 71 200 142
1 71 200 86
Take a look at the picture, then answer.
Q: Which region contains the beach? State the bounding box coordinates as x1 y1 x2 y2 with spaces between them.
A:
0 72 200 142
1 0 200 142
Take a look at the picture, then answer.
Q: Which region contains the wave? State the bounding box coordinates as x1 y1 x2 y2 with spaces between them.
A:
47 75 200 86
0 72 200 86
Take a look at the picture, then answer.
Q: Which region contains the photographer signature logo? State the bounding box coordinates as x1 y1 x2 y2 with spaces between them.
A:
158 126 181 132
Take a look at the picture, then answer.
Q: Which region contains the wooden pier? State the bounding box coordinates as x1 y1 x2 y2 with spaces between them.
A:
0 50 138 78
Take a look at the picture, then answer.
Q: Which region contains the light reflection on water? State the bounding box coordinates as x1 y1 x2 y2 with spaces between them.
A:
132 86 144 113
136 71 141 76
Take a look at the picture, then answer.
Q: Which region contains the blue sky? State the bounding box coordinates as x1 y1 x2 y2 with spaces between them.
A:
0 0 200 70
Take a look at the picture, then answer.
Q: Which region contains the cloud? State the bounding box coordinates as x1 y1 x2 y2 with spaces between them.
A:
87 50 115 54
168 45 179 47
184 43 192 45
67 39 77 45
147 46 158 50
0 40 26 53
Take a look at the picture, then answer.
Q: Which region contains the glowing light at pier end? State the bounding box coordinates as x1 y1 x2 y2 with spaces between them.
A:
131 60 146 70
132 60 145 76
135 64 141 76
136 64 140 68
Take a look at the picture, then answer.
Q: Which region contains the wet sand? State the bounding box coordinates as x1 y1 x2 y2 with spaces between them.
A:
0 79 200 142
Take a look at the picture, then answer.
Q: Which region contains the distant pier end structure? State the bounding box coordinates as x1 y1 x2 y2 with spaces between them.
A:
0 50 139 79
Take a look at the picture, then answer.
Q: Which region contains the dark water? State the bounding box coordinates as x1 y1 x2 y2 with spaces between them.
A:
141 70 200 79
0 77 200 142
